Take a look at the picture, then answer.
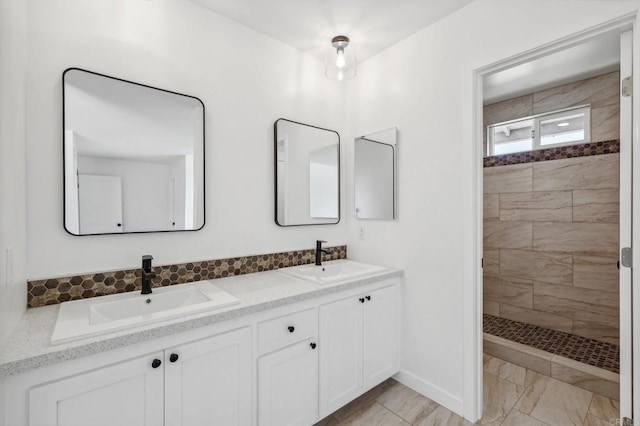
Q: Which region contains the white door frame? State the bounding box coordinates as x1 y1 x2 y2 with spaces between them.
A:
620 29 634 419
465 13 638 422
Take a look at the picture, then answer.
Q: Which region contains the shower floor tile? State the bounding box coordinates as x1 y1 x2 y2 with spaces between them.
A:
483 314 619 374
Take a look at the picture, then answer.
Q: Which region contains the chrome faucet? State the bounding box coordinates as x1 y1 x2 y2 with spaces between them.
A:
141 255 155 295
315 240 331 266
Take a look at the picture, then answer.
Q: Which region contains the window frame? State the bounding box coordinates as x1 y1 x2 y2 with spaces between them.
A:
486 104 591 157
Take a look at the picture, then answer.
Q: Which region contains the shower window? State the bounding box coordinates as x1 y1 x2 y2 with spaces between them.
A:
487 105 591 156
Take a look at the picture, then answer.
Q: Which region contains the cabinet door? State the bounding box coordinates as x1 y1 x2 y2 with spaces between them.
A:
363 285 398 390
29 351 164 426
258 339 318 426
164 327 251 426
319 296 363 418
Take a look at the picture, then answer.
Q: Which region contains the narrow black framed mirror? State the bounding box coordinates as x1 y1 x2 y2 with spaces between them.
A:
274 118 340 226
354 127 397 220
63 68 205 235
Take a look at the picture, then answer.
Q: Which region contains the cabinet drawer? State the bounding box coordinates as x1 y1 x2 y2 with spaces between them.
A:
258 308 317 354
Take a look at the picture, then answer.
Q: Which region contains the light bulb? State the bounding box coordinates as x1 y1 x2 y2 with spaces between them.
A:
557 122 569 127
336 49 346 69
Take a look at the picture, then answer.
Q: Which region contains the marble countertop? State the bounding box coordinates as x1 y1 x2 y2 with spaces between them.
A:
0 263 401 377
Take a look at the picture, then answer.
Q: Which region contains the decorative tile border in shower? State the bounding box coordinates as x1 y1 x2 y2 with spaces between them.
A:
27 245 347 308
483 314 619 373
483 139 620 168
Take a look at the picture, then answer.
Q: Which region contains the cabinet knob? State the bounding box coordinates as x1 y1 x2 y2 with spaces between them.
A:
169 353 179 363
288 326 295 333
151 359 162 369
359 297 365 303
366 295 371 301
310 342 317 350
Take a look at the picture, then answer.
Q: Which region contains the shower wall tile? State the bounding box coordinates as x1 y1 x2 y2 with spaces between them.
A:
484 163 532 194
484 193 500 219
532 71 619 113
533 154 619 192
499 191 572 222
483 72 620 345
533 282 619 328
484 249 500 276
485 300 500 316
484 94 533 136
484 275 533 309
499 304 573 334
500 249 572 286
592 104 620 143
573 255 619 293
484 221 533 249
485 72 620 164
572 189 619 223
532 222 618 257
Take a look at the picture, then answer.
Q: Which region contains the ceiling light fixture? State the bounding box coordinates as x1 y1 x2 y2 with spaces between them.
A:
557 122 570 127
325 35 356 82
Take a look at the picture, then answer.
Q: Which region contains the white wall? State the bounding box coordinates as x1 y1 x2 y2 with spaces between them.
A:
0 0 28 348
345 0 640 419
25 0 347 279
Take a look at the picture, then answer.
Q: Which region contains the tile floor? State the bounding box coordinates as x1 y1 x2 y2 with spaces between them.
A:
315 354 620 425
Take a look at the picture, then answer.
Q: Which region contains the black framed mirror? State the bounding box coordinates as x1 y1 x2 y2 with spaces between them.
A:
63 68 205 235
274 119 340 226
354 127 397 220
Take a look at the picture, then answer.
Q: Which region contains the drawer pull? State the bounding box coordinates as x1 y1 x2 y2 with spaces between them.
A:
310 342 317 350
366 295 371 301
359 298 365 303
288 326 295 333
151 359 162 369
169 353 179 363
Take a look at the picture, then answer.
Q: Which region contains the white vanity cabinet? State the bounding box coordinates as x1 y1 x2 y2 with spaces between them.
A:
257 308 319 426
30 350 165 426
27 327 251 426
258 339 318 426
318 283 398 417
2 274 400 426
164 327 252 426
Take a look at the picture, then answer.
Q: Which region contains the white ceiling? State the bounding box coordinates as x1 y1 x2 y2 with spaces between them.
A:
190 0 475 62
483 29 622 105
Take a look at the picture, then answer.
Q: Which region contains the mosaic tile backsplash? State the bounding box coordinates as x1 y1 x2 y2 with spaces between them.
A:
27 245 347 308
484 314 619 374
483 139 620 168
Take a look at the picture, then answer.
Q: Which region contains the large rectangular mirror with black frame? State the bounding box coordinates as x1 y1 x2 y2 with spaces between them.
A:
355 127 397 220
274 119 340 226
63 68 205 235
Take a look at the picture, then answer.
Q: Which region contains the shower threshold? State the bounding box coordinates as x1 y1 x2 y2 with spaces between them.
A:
483 314 619 400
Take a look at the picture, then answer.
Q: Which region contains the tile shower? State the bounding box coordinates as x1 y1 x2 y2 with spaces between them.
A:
482 71 621 397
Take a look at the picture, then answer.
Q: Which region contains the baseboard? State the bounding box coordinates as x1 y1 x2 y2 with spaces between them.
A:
393 369 464 416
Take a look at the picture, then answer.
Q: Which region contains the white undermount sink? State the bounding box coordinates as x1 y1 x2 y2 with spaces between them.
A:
278 259 387 285
51 280 240 345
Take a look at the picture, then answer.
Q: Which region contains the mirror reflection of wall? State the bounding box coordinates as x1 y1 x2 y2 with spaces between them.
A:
274 119 340 226
63 69 205 235
354 127 397 220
